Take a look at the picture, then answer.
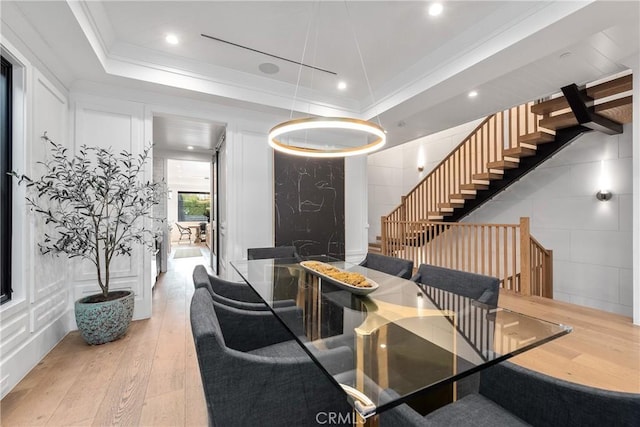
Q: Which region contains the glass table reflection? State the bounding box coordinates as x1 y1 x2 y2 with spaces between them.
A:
230 257 571 419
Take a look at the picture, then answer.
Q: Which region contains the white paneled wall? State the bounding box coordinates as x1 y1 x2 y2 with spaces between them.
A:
70 95 153 320
464 125 634 316
345 155 369 263
367 119 482 242
0 41 71 399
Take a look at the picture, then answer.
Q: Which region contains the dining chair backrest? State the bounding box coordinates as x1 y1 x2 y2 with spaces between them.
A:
192 265 296 312
190 287 353 426
379 360 640 427
411 264 500 307
359 253 414 279
479 361 640 427
247 246 300 261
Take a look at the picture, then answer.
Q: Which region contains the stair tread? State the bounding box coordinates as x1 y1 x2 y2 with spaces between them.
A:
503 147 536 157
539 112 578 130
438 202 464 209
518 131 555 145
450 193 476 199
460 183 489 190
486 160 519 169
427 211 453 216
587 74 632 99
531 97 569 115
595 96 632 125
472 172 502 180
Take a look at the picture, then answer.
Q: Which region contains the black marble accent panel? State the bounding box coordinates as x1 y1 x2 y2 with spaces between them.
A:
274 152 345 260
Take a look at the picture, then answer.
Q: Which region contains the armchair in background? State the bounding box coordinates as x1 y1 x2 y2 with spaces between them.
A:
175 223 192 244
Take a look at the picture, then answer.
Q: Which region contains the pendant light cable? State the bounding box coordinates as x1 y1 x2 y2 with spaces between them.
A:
290 1 318 120
343 0 382 127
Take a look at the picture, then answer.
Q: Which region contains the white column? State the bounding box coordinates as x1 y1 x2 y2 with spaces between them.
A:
623 55 640 325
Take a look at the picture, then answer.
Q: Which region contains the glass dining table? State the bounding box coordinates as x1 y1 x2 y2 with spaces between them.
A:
230 256 571 421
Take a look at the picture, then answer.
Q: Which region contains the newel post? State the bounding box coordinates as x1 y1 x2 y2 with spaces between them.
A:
400 196 407 244
380 216 387 256
519 217 531 295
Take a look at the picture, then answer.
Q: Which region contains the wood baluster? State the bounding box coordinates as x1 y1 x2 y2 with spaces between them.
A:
512 225 516 292
519 217 531 296
494 226 500 281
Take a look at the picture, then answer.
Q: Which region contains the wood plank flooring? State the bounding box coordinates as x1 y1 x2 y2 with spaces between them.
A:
1 249 208 427
500 290 640 393
2 257 639 426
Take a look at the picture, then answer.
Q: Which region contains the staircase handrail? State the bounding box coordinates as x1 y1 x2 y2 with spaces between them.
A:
381 217 553 298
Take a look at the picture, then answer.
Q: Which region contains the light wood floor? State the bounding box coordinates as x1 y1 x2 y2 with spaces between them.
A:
0 248 209 427
501 290 640 393
2 258 639 426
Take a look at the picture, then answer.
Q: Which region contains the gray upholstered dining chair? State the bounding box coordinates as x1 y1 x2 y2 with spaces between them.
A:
380 360 640 426
193 265 294 311
359 253 414 279
190 287 354 427
247 245 300 261
411 264 500 307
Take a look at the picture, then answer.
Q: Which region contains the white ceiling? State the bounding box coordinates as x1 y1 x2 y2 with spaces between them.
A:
4 1 639 151
153 114 225 154
167 159 212 190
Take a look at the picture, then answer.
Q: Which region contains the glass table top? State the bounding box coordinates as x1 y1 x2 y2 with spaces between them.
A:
230 257 571 418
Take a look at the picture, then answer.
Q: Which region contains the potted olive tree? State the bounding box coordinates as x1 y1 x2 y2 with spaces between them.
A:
13 133 162 345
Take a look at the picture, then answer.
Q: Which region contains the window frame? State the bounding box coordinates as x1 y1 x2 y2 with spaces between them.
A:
1 55 13 304
177 191 211 222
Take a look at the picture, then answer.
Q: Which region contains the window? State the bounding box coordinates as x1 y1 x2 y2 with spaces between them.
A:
1 55 13 304
177 192 210 222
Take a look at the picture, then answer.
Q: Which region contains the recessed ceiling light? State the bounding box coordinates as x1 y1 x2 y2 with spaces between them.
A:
468 90 478 98
337 81 347 90
428 3 443 17
259 62 280 74
165 34 179 45
187 146 194 150
559 51 572 59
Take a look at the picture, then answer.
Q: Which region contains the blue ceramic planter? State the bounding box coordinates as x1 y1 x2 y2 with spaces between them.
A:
75 290 134 345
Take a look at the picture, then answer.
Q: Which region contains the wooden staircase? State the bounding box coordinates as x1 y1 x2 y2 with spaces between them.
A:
379 73 632 297
384 73 632 223
368 236 382 253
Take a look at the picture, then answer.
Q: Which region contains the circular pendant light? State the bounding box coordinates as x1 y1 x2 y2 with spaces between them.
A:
269 117 386 158
269 2 385 158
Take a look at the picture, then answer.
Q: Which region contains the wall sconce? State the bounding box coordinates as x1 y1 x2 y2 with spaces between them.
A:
597 161 612 201
417 165 424 172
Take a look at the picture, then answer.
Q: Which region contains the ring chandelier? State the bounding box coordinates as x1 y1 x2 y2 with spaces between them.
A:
268 117 386 158
269 2 386 158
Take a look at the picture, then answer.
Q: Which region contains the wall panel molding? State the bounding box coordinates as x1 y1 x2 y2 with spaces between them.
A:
31 291 67 333
0 313 30 359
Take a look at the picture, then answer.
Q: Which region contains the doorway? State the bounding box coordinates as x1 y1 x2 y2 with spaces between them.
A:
151 113 225 276
167 159 212 264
